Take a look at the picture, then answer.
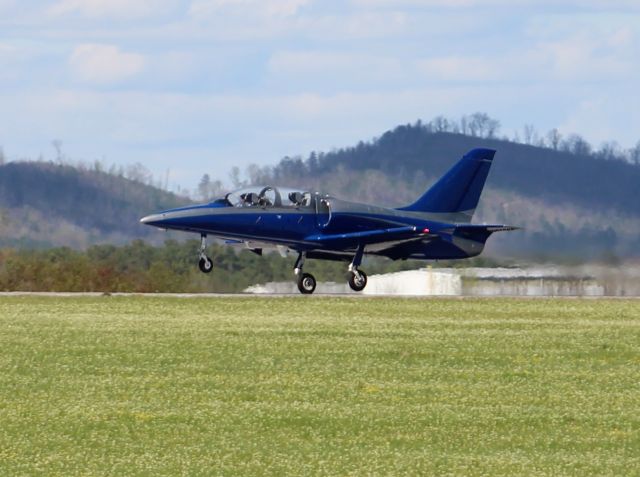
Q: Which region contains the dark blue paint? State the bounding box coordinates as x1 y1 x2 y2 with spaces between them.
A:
398 148 495 214
141 148 516 263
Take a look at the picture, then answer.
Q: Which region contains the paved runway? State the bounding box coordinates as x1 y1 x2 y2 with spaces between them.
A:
0 292 637 299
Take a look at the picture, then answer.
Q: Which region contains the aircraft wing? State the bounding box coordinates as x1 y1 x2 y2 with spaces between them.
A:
304 225 431 250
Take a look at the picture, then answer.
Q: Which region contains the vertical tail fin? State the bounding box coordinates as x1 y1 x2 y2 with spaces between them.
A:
398 148 496 222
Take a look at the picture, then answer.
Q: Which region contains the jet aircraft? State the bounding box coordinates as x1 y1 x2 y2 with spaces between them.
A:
141 148 516 294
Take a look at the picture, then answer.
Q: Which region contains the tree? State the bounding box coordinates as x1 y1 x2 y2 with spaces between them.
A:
597 141 621 161
430 116 449 133
467 112 500 138
126 162 152 184
627 141 640 166
52 139 63 163
229 166 243 189
485 117 500 139
307 151 319 174
546 128 562 150
523 124 537 145
460 115 469 135
276 156 305 181
198 174 211 200
246 164 271 185
561 134 592 156
468 114 481 136
210 179 225 198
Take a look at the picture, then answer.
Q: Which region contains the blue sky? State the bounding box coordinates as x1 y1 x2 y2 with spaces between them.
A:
1 0 639 190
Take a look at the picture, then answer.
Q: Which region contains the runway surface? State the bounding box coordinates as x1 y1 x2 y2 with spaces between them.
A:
0 292 637 299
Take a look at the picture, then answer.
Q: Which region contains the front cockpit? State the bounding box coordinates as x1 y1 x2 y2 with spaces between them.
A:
216 186 314 209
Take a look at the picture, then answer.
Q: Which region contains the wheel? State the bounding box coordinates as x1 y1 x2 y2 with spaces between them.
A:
297 273 316 294
198 256 213 274
348 270 367 292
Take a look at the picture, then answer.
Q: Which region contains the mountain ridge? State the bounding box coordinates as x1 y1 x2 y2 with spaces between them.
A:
1 122 638 258
241 124 639 258
0 161 189 248
260 127 640 218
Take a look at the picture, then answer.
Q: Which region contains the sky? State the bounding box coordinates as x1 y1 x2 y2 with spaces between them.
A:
1 0 639 190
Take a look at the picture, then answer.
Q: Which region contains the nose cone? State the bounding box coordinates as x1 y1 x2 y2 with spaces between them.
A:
140 213 165 226
141 204 216 230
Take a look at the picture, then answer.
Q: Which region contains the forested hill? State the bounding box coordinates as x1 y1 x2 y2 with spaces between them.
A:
245 122 640 259
2 118 639 259
0 161 189 248
264 125 640 217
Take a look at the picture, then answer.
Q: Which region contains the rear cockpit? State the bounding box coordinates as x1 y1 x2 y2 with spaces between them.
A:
219 186 313 208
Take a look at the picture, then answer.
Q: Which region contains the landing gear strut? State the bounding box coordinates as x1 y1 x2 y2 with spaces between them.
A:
198 234 213 274
294 252 316 294
347 245 368 292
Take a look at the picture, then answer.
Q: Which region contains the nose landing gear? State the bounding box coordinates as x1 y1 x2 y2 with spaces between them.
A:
297 273 317 294
198 234 213 274
294 252 316 294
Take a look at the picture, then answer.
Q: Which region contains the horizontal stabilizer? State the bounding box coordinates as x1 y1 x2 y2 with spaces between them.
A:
449 224 520 242
455 224 520 233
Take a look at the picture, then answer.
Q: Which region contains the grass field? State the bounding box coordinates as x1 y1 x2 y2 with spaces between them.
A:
0 296 639 476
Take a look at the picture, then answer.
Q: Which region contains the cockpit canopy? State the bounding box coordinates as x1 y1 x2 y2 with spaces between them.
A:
217 186 313 208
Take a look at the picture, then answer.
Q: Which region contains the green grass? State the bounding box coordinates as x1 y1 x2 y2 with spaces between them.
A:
0 296 639 476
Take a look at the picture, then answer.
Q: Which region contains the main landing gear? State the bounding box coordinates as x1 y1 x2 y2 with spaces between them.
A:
198 234 213 274
293 247 369 295
348 268 368 292
347 244 367 292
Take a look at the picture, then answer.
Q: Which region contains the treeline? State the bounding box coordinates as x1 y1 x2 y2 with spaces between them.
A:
2 240 488 293
268 113 640 180
223 113 640 217
0 161 190 248
0 235 623 293
2 113 638 259
200 114 640 259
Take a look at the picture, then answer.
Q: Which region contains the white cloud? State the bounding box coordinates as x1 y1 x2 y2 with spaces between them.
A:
267 23 637 92
1 81 637 189
0 43 17 58
351 0 640 8
186 0 315 41
180 0 313 41
3 0 640 189
301 10 411 40
0 0 16 11
416 25 638 84
0 41 50 85
49 0 176 19
189 0 310 18
537 30 637 81
268 51 407 88
352 0 482 6
0 43 17 80
69 44 145 84
560 94 640 148
416 57 499 82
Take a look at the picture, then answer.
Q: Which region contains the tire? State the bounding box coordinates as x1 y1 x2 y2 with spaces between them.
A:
198 256 213 274
348 270 367 292
297 273 316 294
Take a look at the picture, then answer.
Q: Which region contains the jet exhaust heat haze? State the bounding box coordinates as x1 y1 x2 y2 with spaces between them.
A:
141 148 517 294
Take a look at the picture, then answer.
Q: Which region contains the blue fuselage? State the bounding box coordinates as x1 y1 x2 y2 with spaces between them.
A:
141 149 515 294
141 193 486 260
